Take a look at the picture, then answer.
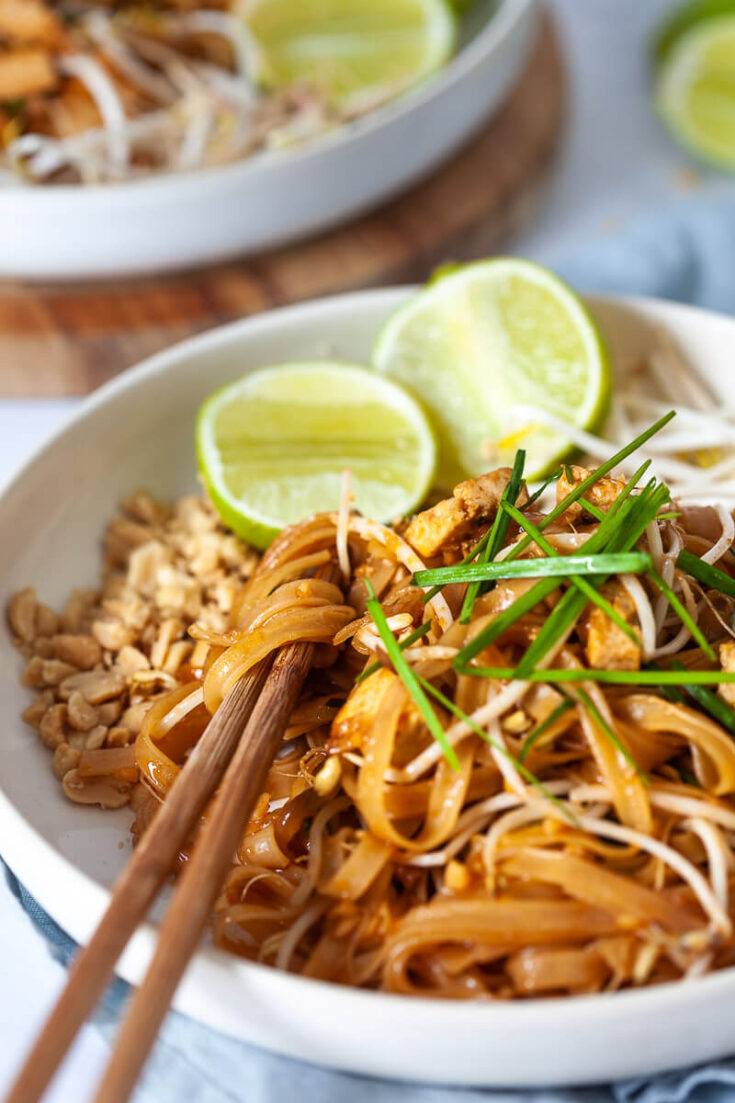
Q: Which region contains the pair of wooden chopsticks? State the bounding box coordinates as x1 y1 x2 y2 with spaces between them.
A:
8 638 316 1103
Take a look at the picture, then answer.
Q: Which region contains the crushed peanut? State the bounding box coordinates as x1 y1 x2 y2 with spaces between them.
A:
7 492 258 809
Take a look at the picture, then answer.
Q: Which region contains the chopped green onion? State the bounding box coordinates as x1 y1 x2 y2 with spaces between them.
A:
574 687 647 781
365 582 459 770
678 548 735 600
459 449 526 625
415 674 576 824
518 699 574 762
458 666 735 686
670 660 735 737
415 551 651 587
356 619 432 684
647 568 716 661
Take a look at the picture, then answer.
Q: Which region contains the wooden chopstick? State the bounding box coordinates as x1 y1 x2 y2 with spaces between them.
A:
93 640 315 1103
6 657 271 1103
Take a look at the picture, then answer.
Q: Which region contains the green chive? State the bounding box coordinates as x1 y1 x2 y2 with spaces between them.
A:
500 502 643 649
415 551 651 587
415 674 577 824
452 463 659 671
510 484 669 679
678 548 735 600
574 687 647 781
579 497 606 521
355 620 432 684
522 469 563 512
508 411 674 560
365 582 459 770
459 449 526 625
458 666 735 686
670 660 735 737
647 568 716 660
518 699 574 762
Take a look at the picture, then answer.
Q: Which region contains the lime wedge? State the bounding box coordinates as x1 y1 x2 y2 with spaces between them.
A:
654 13 735 169
196 361 437 548
372 258 610 486
242 0 456 112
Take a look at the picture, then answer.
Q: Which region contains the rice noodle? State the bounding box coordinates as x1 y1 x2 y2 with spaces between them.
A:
13 446 735 1000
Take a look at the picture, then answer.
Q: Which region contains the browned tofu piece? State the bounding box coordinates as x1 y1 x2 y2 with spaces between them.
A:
328 668 395 753
556 465 627 524
719 641 735 708
0 48 57 99
0 0 60 44
581 586 640 672
405 468 527 558
328 668 423 753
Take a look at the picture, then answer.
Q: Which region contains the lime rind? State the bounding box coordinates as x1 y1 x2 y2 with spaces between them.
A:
654 13 735 170
372 257 611 485
652 0 735 64
196 360 437 549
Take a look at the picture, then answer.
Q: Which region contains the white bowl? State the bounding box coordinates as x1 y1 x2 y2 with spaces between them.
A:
0 0 536 281
2 289 735 1088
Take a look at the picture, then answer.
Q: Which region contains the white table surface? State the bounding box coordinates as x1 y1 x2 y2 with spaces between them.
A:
0 1 729 1098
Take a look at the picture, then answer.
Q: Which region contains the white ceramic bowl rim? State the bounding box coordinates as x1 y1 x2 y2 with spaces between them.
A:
0 0 530 203
2 288 735 1035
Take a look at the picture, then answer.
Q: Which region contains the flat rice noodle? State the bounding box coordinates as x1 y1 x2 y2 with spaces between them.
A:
576 687 652 833
302 932 356 982
135 682 204 795
232 550 332 625
502 849 695 934
505 945 609 994
613 717 681 772
204 604 353 712
238 822 289 869
383 898 619 993
356 679 474 851
615 695 735 794
321 831 393 899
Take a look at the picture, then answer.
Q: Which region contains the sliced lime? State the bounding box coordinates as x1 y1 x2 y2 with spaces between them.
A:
654 13 735 169
652 0 735 64
196 361 437 549
242 0 456 112
372 258 610 486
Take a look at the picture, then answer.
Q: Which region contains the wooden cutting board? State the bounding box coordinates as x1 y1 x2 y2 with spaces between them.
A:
0 15 564 397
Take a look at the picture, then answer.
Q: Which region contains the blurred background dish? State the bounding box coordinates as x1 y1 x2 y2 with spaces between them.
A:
0 0 537 278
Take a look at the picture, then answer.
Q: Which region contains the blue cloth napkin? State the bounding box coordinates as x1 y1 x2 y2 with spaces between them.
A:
9 191 735 1103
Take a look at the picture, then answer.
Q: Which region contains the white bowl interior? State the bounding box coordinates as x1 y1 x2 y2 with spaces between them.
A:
3 290 735 1087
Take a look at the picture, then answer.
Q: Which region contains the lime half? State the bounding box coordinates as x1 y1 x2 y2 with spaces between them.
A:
196 361 437 548
372 258 610 486
654 13 735 169
242 0 456 112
